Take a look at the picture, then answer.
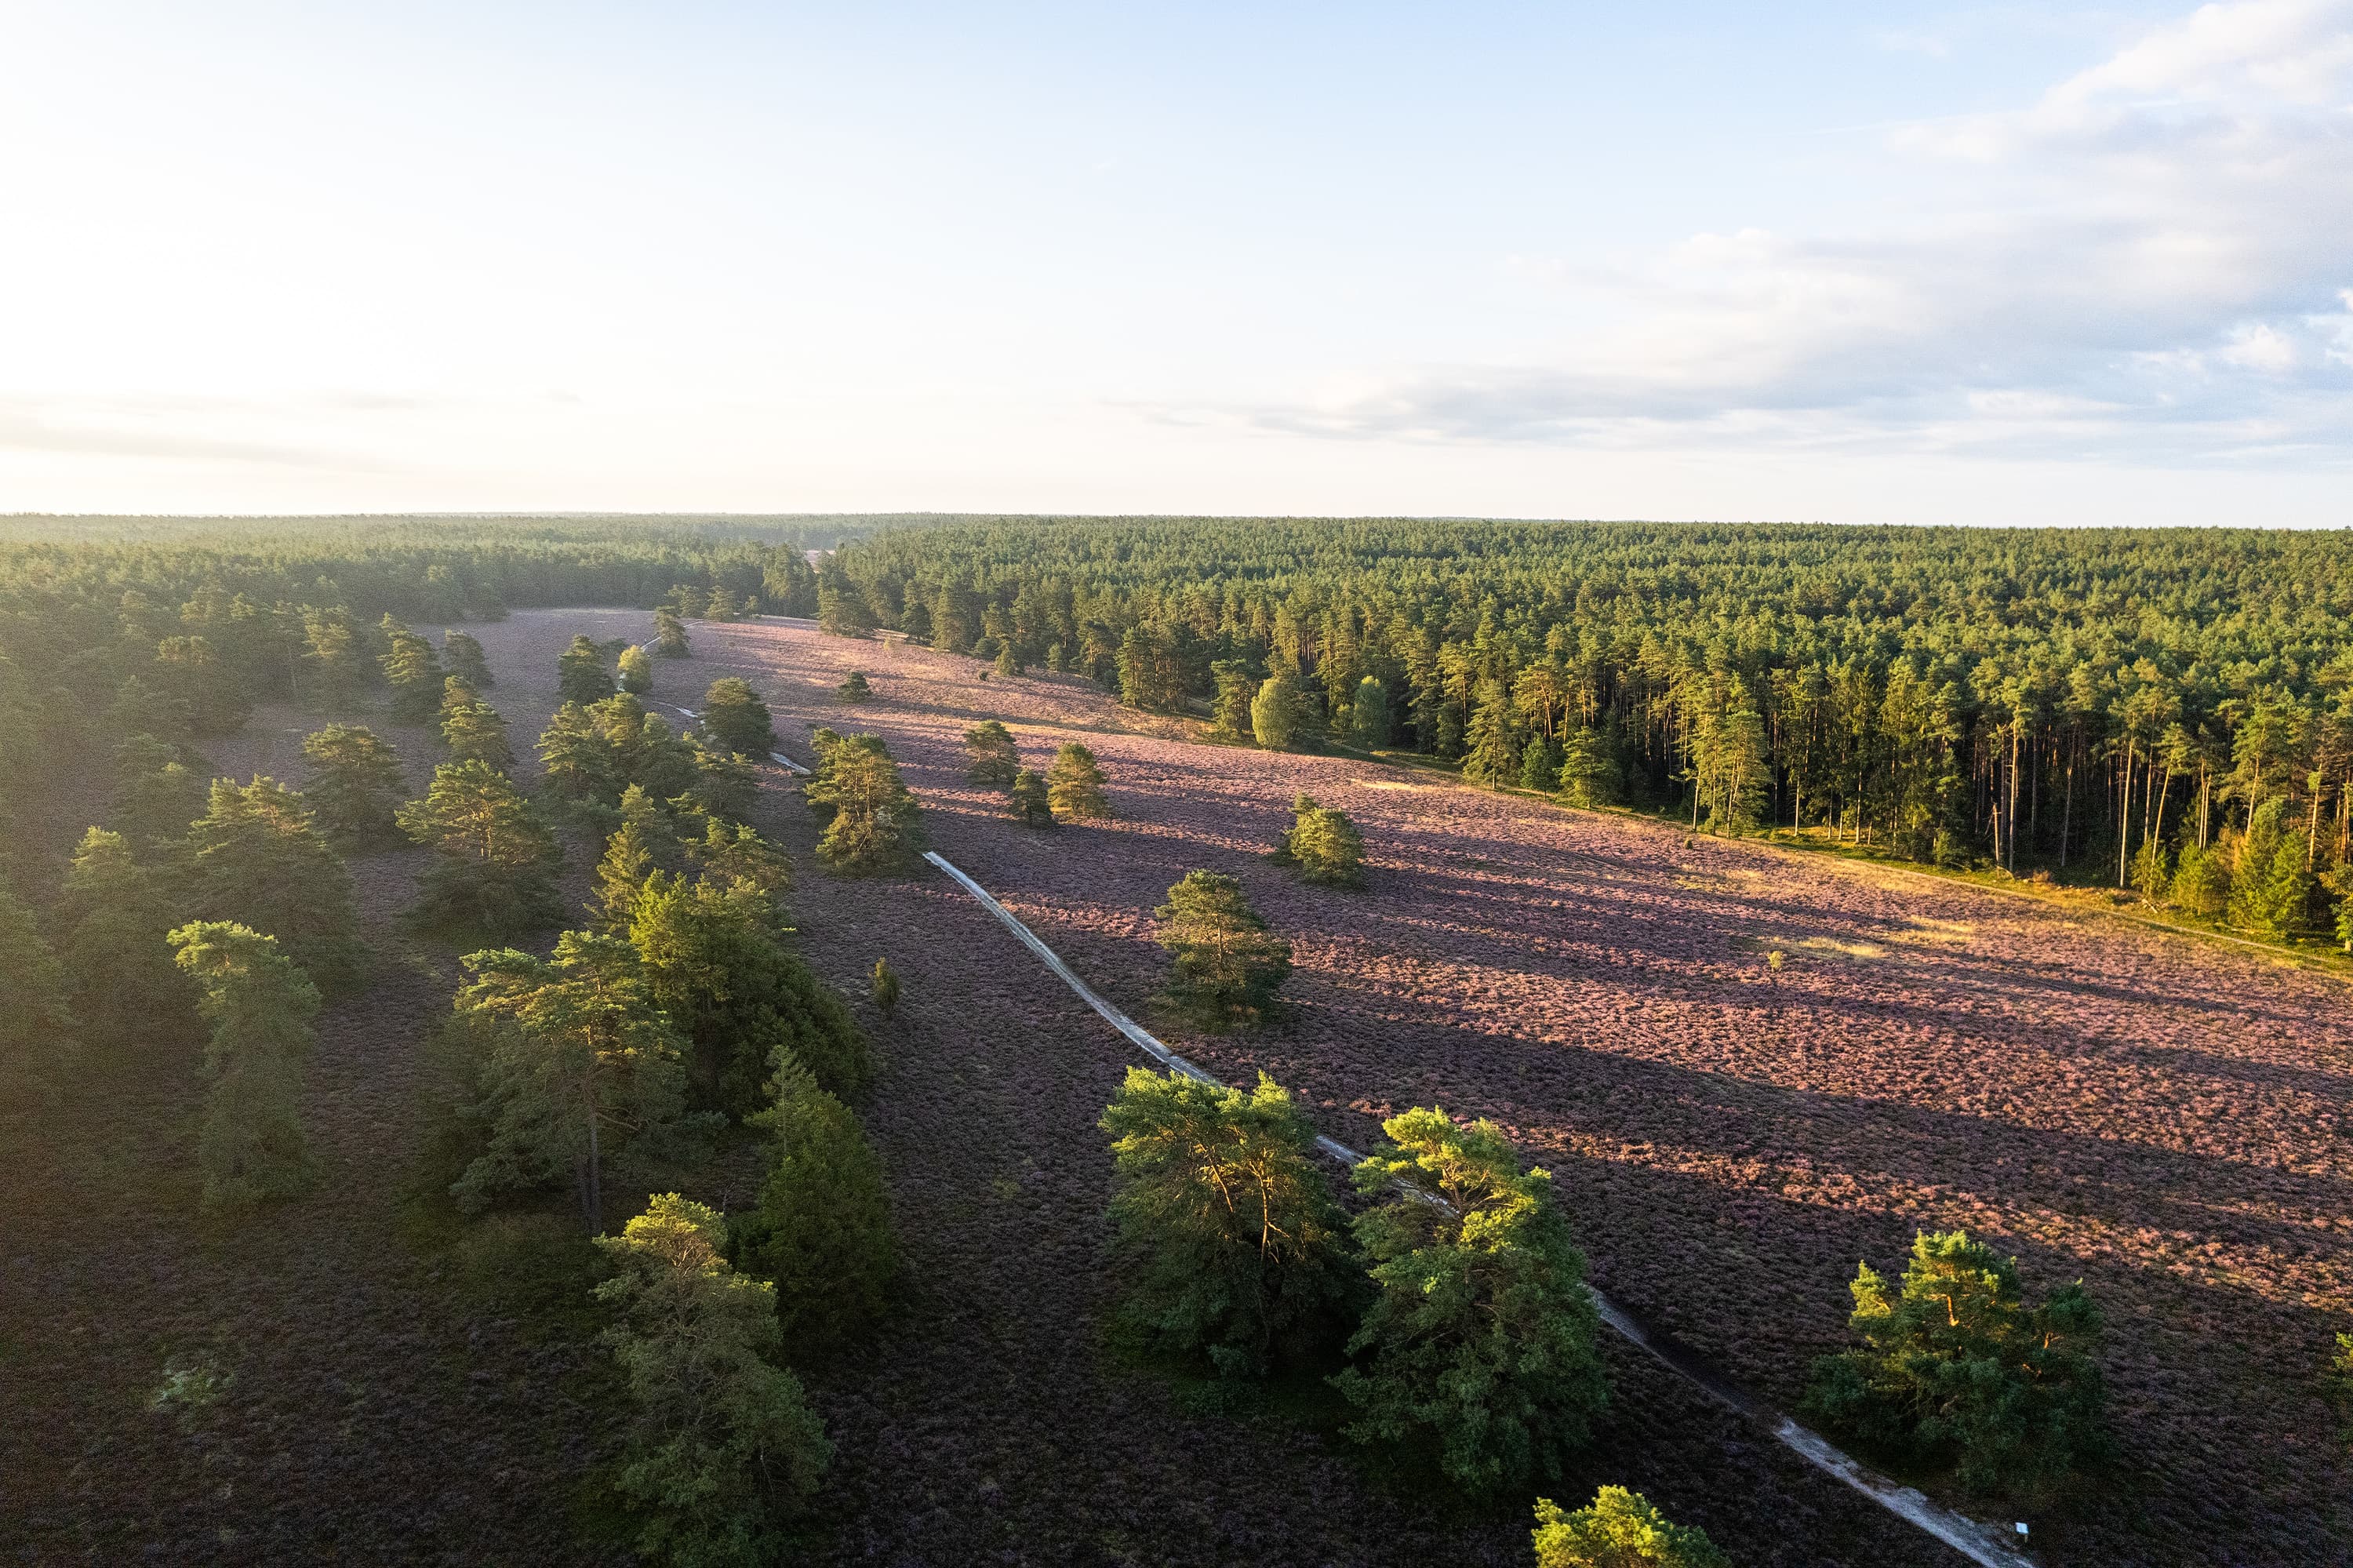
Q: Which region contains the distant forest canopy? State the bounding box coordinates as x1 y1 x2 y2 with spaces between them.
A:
819 517 2353 905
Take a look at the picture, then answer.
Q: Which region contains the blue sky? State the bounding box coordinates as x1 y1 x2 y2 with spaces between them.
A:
2 2 2348 522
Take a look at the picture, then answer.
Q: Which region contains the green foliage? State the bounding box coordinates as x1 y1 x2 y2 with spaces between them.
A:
170 921 318 1214
301 723 409 849
1100 1068 1359 1380
2129 835 2172 903
398 759 564 937
559 633 617 705
2228 799 2313 938
816 577 875 637
155 634 250 734
1348 676 1391 750
1519 734 1562 791
1800 1229 2108 1495
594 821 661 934
627 872 871 1115
869 956 900 1017
440 682 515 769
442 628 494 689
618 644 654 696
595 1194 831 1567
0 874 75 1078
834 669 872 702
700 678 776 756
1271 793 1366 888
111 736 206 848
729 1060 897 1352
994 642 1021 678
1555 722 1621 808
60 828 193 1045
1462 676 1520 787
1334 1108 1609 1500
807 735 924 874
2171 840 2231 915
1046 741 1111 820
686 819 791 908
1250 675 1305 751
1531 1487 1729 1568
378 615 446 722
654 608 693 657
300 609 370 708
180 777 366 990
1007 767 1054 827
963 719 1019 786
2324 1332 2353 1450
448 933 696 1228
1210 660 1256 741
1153 871 1290 1028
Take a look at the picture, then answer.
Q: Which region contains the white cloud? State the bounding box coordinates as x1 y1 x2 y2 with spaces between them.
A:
1237 0 2353 466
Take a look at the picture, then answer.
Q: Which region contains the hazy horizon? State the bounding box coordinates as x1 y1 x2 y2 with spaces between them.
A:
4 1 2348 525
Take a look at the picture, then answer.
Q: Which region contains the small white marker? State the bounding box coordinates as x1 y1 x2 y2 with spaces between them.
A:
2015 1523 2029 1538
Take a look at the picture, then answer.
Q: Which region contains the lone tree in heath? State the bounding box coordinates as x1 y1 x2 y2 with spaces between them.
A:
1334 1108 1609 1500
653 607 691 658
1154 871 1290 1028
869 956 900 1017
1047 741 1111 820
1802 1229 2108 1494
300 724 409 850
1007 768 1054 828
594 1194 832 1566
1099 1068 1360 1381
1269 794 1366 888
617 643 654 696
558 633 616 705
1531 1489 1729 1568
835 670 872 704
963 719 1019 787
700 677 776 757
170 921 320 1214
807 735 925 874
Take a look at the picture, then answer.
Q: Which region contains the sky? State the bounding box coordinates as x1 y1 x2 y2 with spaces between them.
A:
0 0 2348 524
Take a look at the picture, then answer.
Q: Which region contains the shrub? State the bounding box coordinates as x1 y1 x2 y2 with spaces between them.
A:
700 678 776 758
1800 1229 2108 1494
301 725 409 849
2171 841 2230 915
1099 1068 1358 1379
595 1195 831 1567
1333 1108 1609 1499
1270 794 1365 888
729 1062 896 1352
835 671 871 703
1007 768 1054 827
2129 835 2171 902
2325 1332 2353 1450
618 645 654 695
1046 741 1111 820
170 921 318 1214
870 956 900 1017
963 720 1018 787
1153 871 1290 1028
1531 1487 1729 1568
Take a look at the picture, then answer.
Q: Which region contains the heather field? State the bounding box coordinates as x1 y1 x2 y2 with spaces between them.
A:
474 607 2351 1568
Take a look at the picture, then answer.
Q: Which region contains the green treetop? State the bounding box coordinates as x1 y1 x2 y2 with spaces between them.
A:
1153 871 1290 1028
1046 741 1111 820
964 719 1019 786
300 723 409 850
170 921 319 1214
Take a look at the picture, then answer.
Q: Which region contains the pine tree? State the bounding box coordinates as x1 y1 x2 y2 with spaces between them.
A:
1271 794 1366 888
0 875 75 1079
1519 734 1562 791
1250 676 1304 751
964 720 1020 787
1210 660 1256 741
729 1061 897 1351
1046 741 1111 820
111 737 206 847
181 777 366 989
593 821 659 934
2229 799 2312 939
538 701 623 802
442 628 494 689
300 724 409 849
686 819 791 910
834 670 872 704
595 1194 831 1566
154 634 251 734
398 760 564 937
700 678 776 756
1462 676 1520 787
1007 768 1054 827
1555 722 1620 809
1349 676 1391 751
60 828 194 1044
706 587 744 621
169 921 318 1213
1802 1230 2108 1494
1334 1108 1609 1500
654 608 692 658
617 644 654 696
809 737 925 874
300 609 370 708
449 932 693 1228
558 634 616 705
1154 871 1290 1028
994 642 1022 678
378 615 446 723
1531 1489 1729 1568
1099 1068 1359 1379
441 683 515 769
